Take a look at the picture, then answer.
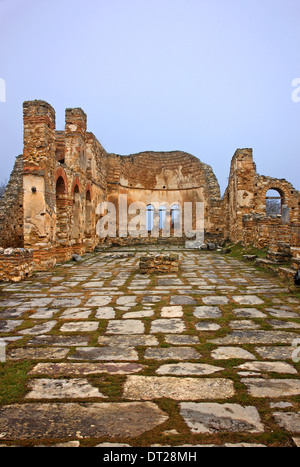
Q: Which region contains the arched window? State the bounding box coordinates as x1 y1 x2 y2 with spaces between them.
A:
146 204 154 231
72 185 81 240
171 204 180 229
159 205 166 230
266 189 283 216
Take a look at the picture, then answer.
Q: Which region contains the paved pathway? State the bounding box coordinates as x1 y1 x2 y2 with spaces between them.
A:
0 247 299 447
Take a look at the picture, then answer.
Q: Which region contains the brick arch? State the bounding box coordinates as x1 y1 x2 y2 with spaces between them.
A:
71 176 82 195
55 167 68 195
85 183 92 200
260 182 290 205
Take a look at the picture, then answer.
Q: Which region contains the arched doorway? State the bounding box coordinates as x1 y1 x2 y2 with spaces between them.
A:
266 189 283 216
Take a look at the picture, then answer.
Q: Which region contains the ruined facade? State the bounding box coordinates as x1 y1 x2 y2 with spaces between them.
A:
0 100 299 279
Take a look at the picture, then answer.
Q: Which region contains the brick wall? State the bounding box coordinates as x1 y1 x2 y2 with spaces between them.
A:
0 248 33 282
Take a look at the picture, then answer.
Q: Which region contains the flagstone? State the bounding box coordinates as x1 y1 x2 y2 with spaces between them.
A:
193 306 222 319
27 335 89 347
29 362 145 376
266 309 300 319
25 378 106 399
19 321 57 335
60 322 98 333
161 306 183 318
180 403 264 433
195 322 221 331
210 330 299 345
95 307 116 319
144 347 201 361
229 320 261 330
70 346 139 361
123 310 154 318
106 319 144 335
85 296 112 307
202 296 229 305
123 376 234 400
51 297 82 308
0 402 168 439
98 335 158 347
242 379 300 398
272 412 300 433
232 296 264 305
7 347 69 360
170 296 197 305
164 335 200 345
254 346 294 360
156 363 224 376
0 320 23 333
150 319 186 334
236 362 297 374
211 347 256 360
60 308 92 319
233 308 267 318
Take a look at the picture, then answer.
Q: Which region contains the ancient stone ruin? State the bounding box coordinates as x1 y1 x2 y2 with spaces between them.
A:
0 99 299 280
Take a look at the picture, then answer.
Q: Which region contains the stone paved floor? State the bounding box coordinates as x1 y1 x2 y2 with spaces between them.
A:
0 247 299 447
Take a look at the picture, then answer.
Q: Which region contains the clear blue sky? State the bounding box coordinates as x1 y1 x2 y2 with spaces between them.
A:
0 0 299 195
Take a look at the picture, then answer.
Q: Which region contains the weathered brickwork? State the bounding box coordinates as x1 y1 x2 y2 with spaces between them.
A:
139 254 179 274
0 248 33 282
0 100 299 280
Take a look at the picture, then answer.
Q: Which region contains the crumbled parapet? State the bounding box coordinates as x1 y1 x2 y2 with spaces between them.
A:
0 247 33 282
139 254 179 274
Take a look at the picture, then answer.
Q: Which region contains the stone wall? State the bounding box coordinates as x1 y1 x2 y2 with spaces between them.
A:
0 248 33 282
0 154 24 248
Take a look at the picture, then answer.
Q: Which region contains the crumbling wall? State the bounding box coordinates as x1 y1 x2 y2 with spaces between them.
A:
0 154 24 248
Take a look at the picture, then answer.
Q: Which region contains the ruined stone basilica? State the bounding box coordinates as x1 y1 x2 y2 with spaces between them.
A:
0 99 299 280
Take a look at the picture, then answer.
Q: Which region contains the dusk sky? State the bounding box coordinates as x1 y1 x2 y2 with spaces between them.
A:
0 0 299 195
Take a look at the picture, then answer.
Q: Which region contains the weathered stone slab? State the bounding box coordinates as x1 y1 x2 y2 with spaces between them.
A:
180 403 264 433
266 309 300 319
273 412 300 433
8 347 69 360
123 310 154 318
156 363 224 376
123 376 234 400
229 320 261 330
242 379 300 398
29 362 145 376
193 306 222 319
210 330 299 345
106 320 144 335
19 321 57 335
0 320 23 333
60 308 92 319
233 308 267 318
25 378 107 399
254 346 294 360
195 322 221 331
150 319 186 334
236 362 297 374
211 347 256 360
164 335 200 345
232 296 264 305
170 296 197 305
98 335 158 347
95 307 116 319
70 346 139 361
161 306 183 318
144 347 200 361
60 322 99 333
51 297 82 308
116 296 137 306
202 296 229 305
0 402 168 439
27 335 88 347
85 296 112 307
